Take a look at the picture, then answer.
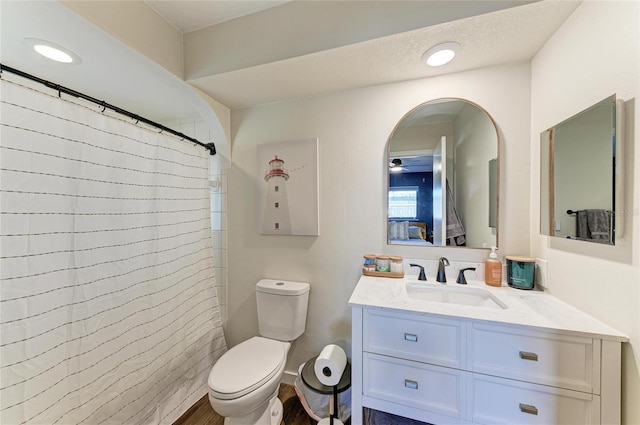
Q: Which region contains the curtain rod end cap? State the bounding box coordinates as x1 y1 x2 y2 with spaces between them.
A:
205 143 216 155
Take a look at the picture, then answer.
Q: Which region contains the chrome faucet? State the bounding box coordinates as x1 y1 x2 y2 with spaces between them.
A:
436 257 450 283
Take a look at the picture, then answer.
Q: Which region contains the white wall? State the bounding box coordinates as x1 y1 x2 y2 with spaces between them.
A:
454 104 497 247
530 1 640 423
62 1 184 79
228 62 531 376
391 122 453 152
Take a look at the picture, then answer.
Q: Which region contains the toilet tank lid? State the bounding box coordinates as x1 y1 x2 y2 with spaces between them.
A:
256 279 310 296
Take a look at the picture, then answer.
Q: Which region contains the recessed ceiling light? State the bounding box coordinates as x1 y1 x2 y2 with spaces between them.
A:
34 45 73 63
422 42 460 67
23 38 82 64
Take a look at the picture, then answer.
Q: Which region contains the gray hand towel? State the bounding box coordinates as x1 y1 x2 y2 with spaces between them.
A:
445 180 466 246
576 210 590 239
586 209 612 242
576 209 611 243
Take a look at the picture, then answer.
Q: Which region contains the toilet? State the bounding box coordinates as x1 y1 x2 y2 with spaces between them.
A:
208 279 310 425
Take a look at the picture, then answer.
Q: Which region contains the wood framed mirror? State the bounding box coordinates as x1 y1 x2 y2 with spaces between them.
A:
386 98 499 248
540 94 624 245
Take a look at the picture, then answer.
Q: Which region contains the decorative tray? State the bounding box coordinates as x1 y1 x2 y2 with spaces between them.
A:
362 270 404 278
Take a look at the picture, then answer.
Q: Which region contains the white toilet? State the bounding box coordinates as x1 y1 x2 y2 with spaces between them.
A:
208 279 310 425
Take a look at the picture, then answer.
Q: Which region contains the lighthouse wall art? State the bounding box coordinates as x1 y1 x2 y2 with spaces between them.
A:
257 139 319 235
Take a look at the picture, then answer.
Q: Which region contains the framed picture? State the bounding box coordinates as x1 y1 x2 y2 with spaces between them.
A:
257 139 319 235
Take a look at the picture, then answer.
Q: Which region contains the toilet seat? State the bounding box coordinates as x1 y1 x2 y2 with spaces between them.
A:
208 336 286 400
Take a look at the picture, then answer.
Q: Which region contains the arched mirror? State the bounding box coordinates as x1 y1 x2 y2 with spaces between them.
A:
386 98 499 248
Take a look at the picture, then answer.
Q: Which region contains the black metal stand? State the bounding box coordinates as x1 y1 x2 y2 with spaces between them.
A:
300 355 351 425
330 383 339 424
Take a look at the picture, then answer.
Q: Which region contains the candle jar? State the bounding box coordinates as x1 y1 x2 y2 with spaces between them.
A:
363 254 377 273
389 256 403 273
375 255 390 272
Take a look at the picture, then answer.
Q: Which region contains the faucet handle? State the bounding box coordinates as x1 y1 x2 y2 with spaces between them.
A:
409 263 427 281
456 267 476 284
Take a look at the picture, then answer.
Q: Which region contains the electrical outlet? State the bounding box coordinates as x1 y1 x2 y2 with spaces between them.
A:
535 258 549 290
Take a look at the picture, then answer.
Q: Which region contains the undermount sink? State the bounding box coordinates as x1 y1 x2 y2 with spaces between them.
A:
405 282 508 309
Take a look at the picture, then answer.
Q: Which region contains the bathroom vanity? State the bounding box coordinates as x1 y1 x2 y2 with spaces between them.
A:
349 275 627 425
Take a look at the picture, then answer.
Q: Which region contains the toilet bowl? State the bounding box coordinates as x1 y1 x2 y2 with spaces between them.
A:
208 337 290 425
207 279 310 424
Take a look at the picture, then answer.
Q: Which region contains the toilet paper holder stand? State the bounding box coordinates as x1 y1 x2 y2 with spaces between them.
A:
300 355 351 425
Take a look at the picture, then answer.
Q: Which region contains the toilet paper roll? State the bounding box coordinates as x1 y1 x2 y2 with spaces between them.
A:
314 344 347 387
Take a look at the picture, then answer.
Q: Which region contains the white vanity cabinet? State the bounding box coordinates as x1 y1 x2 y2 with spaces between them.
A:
466 322 608 425
351 306 623 425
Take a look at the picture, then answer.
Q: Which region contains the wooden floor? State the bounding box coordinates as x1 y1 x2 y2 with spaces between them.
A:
174 384 314 425
172 383 424 425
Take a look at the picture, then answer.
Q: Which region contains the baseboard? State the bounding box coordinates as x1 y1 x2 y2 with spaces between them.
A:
281 369 298 386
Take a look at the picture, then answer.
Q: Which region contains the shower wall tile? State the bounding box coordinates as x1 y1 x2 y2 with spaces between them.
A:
216 267 228 289
217 287 227 306
220 306 228 326
210 212 227 231
210 193 227 213
216 248 227 268
211 230 227 250
164 117 229 325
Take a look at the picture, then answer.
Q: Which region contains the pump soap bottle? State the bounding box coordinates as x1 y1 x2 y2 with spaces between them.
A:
484 246 502 287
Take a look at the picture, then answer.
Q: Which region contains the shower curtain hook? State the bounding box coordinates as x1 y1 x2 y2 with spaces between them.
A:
100 101 107 113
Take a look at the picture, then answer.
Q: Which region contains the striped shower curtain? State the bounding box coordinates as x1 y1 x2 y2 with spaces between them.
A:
0 76 226 424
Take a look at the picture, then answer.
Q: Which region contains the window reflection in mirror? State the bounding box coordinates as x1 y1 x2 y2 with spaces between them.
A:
540 94 619 245
387 98 499 248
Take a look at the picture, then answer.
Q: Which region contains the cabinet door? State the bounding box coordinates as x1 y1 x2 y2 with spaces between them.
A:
469 323 597 393
364 353 467 419
364 309 464 369
469 373 600 424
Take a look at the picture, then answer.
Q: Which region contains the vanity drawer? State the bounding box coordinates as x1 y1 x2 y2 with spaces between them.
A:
469 323 598 393
363 352 467 419
469 373 600 424
364 309 464 369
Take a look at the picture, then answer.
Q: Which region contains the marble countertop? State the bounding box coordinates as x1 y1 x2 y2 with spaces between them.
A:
349 275 628 342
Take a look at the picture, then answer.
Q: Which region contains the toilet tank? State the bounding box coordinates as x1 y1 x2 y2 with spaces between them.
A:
256 279 310 341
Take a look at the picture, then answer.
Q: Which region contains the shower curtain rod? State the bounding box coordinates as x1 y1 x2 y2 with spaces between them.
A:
0 63 216 155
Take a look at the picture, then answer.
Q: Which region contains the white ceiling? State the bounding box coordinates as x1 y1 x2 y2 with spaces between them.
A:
145 0 291 33
184 0 580 109
1 0 581 124
0 1 207 122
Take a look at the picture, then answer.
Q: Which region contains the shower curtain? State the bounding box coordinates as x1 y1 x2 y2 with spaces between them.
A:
0 77 226 424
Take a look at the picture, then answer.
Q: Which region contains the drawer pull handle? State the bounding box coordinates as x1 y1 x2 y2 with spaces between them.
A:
404 379 419 389
519 351 538 361
519 403 538 415
404 333 418 342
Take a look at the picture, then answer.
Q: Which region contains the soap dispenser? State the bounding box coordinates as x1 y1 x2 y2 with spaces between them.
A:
484 246 502 287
